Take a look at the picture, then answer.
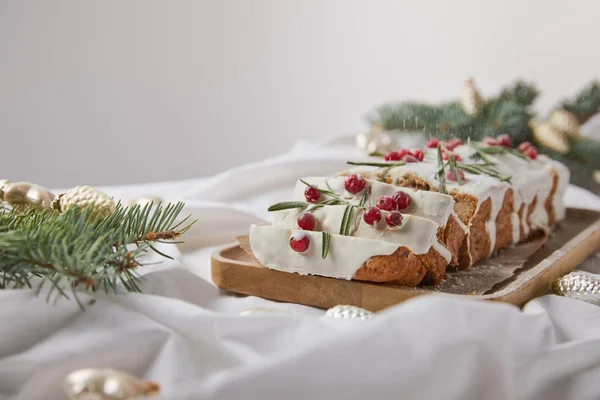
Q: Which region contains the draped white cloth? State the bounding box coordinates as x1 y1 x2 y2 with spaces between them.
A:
2 136 600 400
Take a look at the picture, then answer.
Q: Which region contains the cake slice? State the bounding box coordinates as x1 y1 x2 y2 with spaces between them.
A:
245 176 456 285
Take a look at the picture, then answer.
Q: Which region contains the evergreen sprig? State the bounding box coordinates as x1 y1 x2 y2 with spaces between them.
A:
0 202 194 307
561 81 600 124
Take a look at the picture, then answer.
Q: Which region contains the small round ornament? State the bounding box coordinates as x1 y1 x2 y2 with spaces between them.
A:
552 271 600 306
531 122 570 154
356 129 396 156
56 186 116 221
325 305 374 320
549 109 581 137
1 181 55 211
64 368 160 400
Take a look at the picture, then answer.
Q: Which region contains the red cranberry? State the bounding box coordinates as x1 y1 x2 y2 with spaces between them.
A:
392 191 411 210
402 154 418 163
425 138 439 148
482 137 499 146
289 232 310 252
375 196 395 211
524 147 538 160
442 151 461 161
297 212 315 230
344 174 366 194
363 206 381 225
409 149 424 161
304 186 321 203
396 148 409 158
384 151 402 161
497 134 513 148
446 169 465 182
518 141 534 152
445 138 463 150
385 211 403 227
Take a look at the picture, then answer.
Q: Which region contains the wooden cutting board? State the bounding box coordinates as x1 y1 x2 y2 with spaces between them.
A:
211 208 600 312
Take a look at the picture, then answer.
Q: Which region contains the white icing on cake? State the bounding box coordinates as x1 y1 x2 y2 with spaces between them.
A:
249 225 399 280
292 177 454 228
272 205 451 262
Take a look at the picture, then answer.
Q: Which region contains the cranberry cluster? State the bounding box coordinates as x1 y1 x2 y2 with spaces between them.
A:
426 138 462 160
363 191 411 228
384 148 424 163
517 141 538 160
481 134 512 148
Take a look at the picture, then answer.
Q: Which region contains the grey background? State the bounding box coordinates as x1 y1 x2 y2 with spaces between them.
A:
1 0 599 187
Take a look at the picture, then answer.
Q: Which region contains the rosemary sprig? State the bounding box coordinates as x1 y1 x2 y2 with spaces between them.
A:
447 153 462 186
299 179 339 198
339 205 355 236
476 145 528 161
346 161 405 168
305 198 342 212
436 143 447 194
321 232 331 259
458 163 512 183
267 201 309 212
358 189 369 207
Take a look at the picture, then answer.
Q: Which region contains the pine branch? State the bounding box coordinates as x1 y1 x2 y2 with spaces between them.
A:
0 202 194 306
561 81 600 124
495 80 539 107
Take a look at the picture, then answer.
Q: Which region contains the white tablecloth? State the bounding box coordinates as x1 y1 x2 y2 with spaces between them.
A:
2 136 600 400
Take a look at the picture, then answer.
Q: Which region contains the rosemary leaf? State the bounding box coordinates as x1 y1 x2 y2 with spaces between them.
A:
299 179 338 197
267 201 309 212
369 151 385 157
305 198 342 212
339 205 356 236
347 161 405 168
345 207 355 236
379 166 392 182
436 143 447 194
507 148 529 160
358 189 369 207
321 231 331 259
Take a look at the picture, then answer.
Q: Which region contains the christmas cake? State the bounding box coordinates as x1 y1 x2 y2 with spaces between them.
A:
243 137 570 286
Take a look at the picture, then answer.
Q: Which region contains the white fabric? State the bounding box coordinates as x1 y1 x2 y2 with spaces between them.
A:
2 136 600 400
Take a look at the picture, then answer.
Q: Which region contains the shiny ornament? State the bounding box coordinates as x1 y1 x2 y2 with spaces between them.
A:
531 122 570 154
552 271 600 306
459 78 484 116
56 186 116 221
549 109 581 137
356 130 395 156
64 368 160 400
0 181 55 211
0 179 10 200
325 305 374 320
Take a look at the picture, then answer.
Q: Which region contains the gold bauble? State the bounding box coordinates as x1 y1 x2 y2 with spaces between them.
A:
356 130 395 155
459 77 484 116
549 109 581 137
64 368 160 400
531 122 570 154
1 181 55 211
57 186 116 221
